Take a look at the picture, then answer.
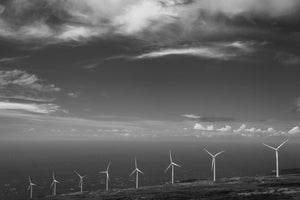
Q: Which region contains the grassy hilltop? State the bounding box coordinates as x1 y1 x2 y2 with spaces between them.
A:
36 175 300 200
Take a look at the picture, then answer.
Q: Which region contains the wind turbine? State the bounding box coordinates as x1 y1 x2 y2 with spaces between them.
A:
100 162 111 191
27 176 36 199
74 171 86 193
130 157 144 189
204 148 224 182
50 172 59 196
263 139 288 178
164 150 181 184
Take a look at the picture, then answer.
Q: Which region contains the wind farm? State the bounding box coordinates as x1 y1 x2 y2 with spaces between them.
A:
1 140 300 200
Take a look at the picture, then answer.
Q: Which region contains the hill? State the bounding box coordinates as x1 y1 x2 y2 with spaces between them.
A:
35 174 300 200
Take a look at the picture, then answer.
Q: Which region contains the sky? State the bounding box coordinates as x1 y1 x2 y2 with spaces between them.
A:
0 0 300 140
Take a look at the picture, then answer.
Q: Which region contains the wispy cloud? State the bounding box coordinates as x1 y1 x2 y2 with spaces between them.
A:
0 56 29 63
132 41 256 60
0 101 61 114
182 114 201 119
0 70 61 102
275 52 300 66
0 69 64 115
0 0 299 45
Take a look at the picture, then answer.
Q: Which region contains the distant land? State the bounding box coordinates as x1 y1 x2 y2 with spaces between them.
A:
36 169 300 200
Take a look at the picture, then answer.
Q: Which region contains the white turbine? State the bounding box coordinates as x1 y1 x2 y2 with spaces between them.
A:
50 172 59 196
100 162 111 191
130 157 144 189
204 148 224 182
27 176 36 199
74 171 86 193
164 150 181 184
263 139 288 178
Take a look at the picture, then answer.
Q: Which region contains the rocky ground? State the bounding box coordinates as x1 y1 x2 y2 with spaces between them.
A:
37 175 300 200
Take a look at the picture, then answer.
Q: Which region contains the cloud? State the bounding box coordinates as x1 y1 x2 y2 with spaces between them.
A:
0 0 299 46
133 41 255 59
0 70 60 102
288 126 300 135
182 114 201 119
233 124 246 133
67 92 79 98
0 101 61 114
217 125 232 132
275 53 300 66
0 56 29 63
193 123 214 131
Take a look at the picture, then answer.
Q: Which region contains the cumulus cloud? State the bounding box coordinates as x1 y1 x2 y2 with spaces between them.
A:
217 125 232 132
193 123 214 131
233 124 246 133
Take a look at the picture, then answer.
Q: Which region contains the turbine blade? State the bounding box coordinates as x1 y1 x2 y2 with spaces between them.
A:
107 161 111 171
50 181 54 188
135 157 137 169
130 169 136 177
74 171 81 178
277 139 288 149
137 168 144 174
263 143 276 150
28 176 32 183
52 172 55 180
27 185 31 190
169 150 173 162
164 163 172 172
204 148 214 157
215 151 225 157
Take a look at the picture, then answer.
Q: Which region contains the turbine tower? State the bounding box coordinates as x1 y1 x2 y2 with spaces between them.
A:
27 176 36 199
50 172 59 196
263 139 288 178
100 162 111 191
204 148 224 182
164 150 181 184
74 171 86 193
130 157 144 189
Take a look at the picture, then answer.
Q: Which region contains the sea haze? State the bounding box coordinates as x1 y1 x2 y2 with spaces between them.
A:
0 140 299 200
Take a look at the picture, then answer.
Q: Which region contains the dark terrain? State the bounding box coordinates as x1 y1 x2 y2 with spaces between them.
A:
37 175 300 200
